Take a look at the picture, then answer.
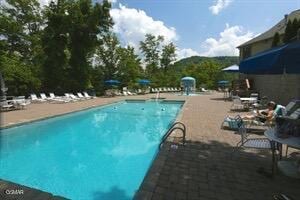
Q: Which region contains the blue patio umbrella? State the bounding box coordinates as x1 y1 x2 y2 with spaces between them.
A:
104 79 120 85
218 80 229 85
138 79 151 85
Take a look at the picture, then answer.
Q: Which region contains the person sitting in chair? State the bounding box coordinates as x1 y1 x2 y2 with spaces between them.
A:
242 101 278 123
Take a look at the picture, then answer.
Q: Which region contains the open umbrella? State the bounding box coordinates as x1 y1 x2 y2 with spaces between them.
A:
218 80 229 85
104 80 120 85
138 79 151 85
222 65 239 73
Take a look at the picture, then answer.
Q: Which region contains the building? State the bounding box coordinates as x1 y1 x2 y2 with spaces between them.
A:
237 9 300 104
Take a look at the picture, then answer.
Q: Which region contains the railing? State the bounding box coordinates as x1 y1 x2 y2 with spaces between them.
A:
159 122 186 149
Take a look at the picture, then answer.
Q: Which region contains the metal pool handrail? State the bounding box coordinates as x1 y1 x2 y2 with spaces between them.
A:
159 122 186 149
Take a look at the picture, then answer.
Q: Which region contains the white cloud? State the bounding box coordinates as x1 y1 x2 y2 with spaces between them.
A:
176 48 199 60
200 24 255 57
110 4 177 50
209 0 233 15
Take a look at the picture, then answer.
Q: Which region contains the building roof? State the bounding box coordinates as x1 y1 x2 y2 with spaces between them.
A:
238 9 300 48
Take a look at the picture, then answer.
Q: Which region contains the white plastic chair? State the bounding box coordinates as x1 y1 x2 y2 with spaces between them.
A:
231 96 246 111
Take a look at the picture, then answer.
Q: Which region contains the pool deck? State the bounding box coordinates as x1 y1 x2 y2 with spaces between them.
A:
1 92 300 199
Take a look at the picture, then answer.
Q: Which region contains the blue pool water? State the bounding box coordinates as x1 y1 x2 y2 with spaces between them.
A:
0 100 183 200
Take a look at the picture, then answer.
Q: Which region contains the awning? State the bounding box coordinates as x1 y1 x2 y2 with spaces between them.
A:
239 41 300 74
222 65 239 72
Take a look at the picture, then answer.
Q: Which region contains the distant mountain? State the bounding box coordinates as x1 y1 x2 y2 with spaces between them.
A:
174 56 239 68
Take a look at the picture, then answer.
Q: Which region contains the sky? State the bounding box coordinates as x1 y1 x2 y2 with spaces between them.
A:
40 0 300 59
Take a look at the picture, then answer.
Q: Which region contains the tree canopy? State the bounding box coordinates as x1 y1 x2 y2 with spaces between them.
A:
0 0 238 97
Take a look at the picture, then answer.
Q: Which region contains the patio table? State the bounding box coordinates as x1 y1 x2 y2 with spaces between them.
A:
264 128 300 178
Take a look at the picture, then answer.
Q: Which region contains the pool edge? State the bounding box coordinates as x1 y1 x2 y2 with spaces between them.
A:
134 99 187 199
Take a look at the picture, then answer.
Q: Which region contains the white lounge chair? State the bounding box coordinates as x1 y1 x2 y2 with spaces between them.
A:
201 88 208 92
123 91 128 96
30 94 47 103
83 92 96 99
64 93 79 101
77 92 90 100
48 93 71 103
40 93 50 101
70 93 82 100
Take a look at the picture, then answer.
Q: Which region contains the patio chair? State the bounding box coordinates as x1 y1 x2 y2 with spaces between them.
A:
65 93 78 101
12 96 31 109
77 92 90 99
70 93 83 100
232 122 275 174
221 115 243 130
230 96 246 111
30 94 47 103
83 92 96 99
122 91 128 96
247 101 295 129
201 87 208 92
283 108 300 156
40 93 50 101
0 100 14 111
49 93 71 102
127 91 136 95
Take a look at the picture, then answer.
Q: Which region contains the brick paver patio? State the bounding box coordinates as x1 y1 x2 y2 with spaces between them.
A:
135 93 300 200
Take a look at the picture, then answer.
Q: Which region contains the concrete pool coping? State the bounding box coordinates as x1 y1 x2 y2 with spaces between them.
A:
134 98 189 199
0 98 186 130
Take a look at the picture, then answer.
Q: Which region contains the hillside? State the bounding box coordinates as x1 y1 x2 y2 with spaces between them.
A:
174 56 239 68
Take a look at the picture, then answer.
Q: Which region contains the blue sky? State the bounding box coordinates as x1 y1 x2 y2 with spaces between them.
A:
107 0 299 58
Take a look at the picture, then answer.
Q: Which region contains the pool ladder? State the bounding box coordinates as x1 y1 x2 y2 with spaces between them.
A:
159 122 186 149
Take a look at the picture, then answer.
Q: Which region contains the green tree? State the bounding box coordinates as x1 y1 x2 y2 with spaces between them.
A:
139 34 164 77
67 0 113 91
291 18 300 40
0 0 43 95
271 32 280 47
41 0 70 93
94 33 120 80
160 42 177 73
283 20 293 43
117 46 142 88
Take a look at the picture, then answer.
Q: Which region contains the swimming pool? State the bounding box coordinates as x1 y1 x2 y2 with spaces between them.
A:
0 100 183 199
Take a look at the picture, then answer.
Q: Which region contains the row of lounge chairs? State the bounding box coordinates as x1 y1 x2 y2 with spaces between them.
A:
151 87 181 93
30 92 96 103
105 89 145 97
